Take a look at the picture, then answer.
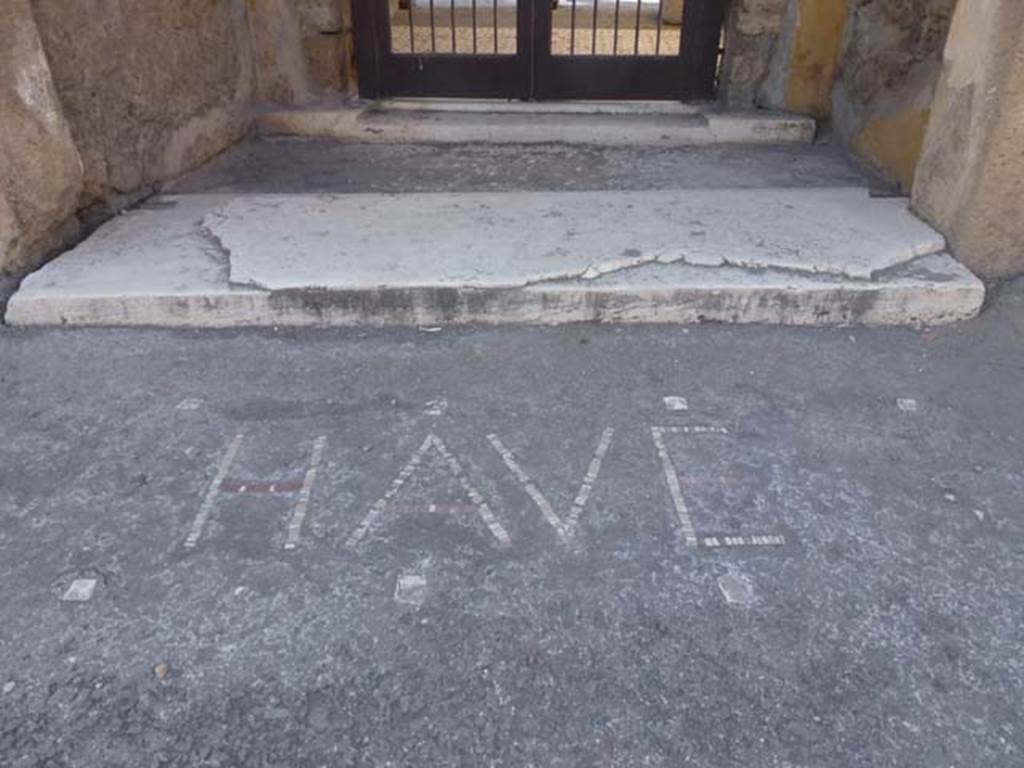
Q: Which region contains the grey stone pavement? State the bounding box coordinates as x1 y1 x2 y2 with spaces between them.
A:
166 137 885 195
1 141 1022 767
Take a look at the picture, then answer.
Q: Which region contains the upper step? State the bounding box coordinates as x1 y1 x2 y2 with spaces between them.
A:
256 100 816 147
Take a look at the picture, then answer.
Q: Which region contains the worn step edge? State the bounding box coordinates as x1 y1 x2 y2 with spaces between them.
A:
6 257 984 328
255 107 816 146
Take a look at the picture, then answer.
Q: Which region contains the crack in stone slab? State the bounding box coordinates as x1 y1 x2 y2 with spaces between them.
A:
197 217 272 293
535 250 922 287
200 189 948 291
528 254 854 288
527 252 979 295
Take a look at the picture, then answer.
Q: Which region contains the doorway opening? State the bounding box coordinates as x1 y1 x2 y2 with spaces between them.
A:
352 0 725 100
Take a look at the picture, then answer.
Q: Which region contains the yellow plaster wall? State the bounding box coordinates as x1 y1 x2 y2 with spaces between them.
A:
854 108 932 191
913 0 1024 278
785 0 848 117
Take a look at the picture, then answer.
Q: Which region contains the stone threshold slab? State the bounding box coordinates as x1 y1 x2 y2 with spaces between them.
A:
256 104 815 146
6 193 983 328
205 188 946 288
6 255 985 328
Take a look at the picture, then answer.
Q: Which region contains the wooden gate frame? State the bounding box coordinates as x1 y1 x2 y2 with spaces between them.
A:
352 0 725 101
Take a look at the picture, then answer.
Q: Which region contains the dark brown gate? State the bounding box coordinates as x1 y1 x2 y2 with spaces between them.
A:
352 0 724 101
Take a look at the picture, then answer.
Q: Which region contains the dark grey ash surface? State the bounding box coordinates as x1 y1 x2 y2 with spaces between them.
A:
167 136 885 196
0 277 1022 767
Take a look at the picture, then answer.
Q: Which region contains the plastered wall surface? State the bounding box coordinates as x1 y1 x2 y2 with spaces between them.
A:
723 0 956 192
777 0 849 117
913 0 1024 278
831 0 957 189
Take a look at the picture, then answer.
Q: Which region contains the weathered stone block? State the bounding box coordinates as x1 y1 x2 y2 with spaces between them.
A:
0 0 84 275
31 0 253 207
720 0 789 107
294 0 345 31
913 0 1024 278
303 34 346 93
831 0 957 189
248 0 352 103
248 0 317 105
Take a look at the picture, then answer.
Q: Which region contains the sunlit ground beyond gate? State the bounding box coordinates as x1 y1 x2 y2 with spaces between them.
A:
389 0 682 56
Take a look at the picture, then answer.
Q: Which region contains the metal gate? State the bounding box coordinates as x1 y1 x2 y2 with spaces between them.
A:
352 0 725 100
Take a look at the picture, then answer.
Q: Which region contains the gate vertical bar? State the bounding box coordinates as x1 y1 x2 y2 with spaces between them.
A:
407 0 417 52
533 0 552 92
451 0 457 51
429 0 437 51
472 0 478 52
522 0 538 97
633 0 642 54
678 0 726 98
654 0 663 55
612 0 621 54
570 0 577 55
352 0 383 97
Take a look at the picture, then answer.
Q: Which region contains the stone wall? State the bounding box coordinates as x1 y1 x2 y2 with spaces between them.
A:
831 0 958 190
719 0 789 107
33 0 254 206
721 0 848 118
727 0 1024 276
913 0 1024 278
247 0 355 106
293 0 355 95
0 0 255 277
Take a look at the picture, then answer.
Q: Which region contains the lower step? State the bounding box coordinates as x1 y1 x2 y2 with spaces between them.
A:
6 189 984 328
256 101 816 147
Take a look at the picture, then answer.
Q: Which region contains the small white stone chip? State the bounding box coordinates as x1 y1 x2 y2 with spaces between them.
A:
897 398 918 413
2 681 14 695
663 396 689 412
394 574 427 607
61 578 97 602
175 398 203 411
424 399 448 416
717 571 755 606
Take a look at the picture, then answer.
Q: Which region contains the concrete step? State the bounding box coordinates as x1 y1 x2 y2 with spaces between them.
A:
256 100 816 147
6 188 984 328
